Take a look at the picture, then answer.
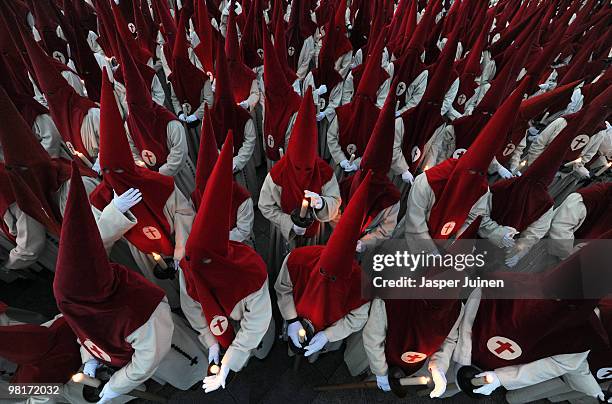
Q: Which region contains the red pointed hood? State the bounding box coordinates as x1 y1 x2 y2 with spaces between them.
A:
193 0 216 74
286 87 318 173
132 0 157 56
241 0 264 68
19 21 97 161
110 0 152 64
402 0 440 55
352 26 389 101
116 27 153 108
286 0 317 71
272 0 297 83
29 0 69 61
426 79 529 239
169 10 208 109
55 162 165 368
263 19 302 161
192 105 219 206
224 5 258 101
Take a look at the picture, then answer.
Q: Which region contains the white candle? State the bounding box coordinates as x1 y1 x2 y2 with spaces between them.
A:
348 153 356 165
74 151 93 168
209 364 220 375
71 373 101 388
279 148 284 158
398 376 430 386
152 253 168 269
136 160 146 167
299 199 309 218
564 158 582 167
298 328 306 343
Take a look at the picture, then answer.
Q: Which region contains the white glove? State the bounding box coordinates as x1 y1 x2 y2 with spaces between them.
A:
208 343 220 364
596 392 612 402
315 84 327 96
395 110 401 117
566 87 583 114
376 375 391 392
304 190 323 209
185 114 198 123
202 363 229 393
316 112 326 122
287 321 304 348
401 170 414 184
293 224 306 236
92 157 101 175
304 331 328 357
239 100 249 109
339 159 350 170
574 164 590 178
473 372 501 396
345 162 358 172
538 82 555 91
497 165 513 179
113 188 142 213
179 113 187 122
527 126 540 142
82 359 99 378
98 384 121 403
356 240 365 253
501 226 518 248
429 367 447 398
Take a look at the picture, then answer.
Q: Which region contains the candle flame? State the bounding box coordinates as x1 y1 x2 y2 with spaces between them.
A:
71 373 84 383
520 160 527 167
484 374 494 384
424 165 430 171
209 364 220 375
298 328 306 337
152 252 162 262
301 199 309 208
136 160 146 167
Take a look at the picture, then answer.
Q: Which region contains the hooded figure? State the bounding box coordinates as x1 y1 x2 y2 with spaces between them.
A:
259 88 340 272
275 172 372 363
303 1 353 159
339 84 401 253
90 71 195 308
262 19 302 164
179 132 273 393
0 87 96 271
54 162 175 403
285 0 317 78
192 106 253 244
528 85 612 200
116 31 197 198
328 27 389 173
168 10 213 122
19 22 100 165
549 182 612 259
208 44 258 197
400 79 528 249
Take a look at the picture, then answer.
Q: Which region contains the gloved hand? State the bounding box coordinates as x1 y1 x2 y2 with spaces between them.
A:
202 363 230 393
497 165 513 179
473 372 501 396
287 321 304 348
429 367 447 398
98 384 121 403
527 126 540 142
344 161 358 172
376 375 391 392
185 114 198 123
605 121 611 137
239 100 249 109
596 391 612 403
401 170 414 184
315 84 327 96
82 359 99 378
339 159 350 170
179 113 187 122
113 188 142 213
574 164 590 178
293 224 306 236
356 240 365 253
232 163 238 173
304 190 323 209
501 226 518 248
208 343 220 364
316 112 326 122
92 157 101 175
304 331 328 357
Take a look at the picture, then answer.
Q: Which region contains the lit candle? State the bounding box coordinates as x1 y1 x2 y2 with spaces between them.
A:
152 252 168 269
298 328 306 343
136 160 146 167
423 165 430 171
595 162 611 176
209 364 220 375
348 153 356 165
471 375 491 387
564 158 582 167
512 160 527 175
398 376 430 386
71 373 102 388
74 151 93 168
299 199 309 218
279 148 284 158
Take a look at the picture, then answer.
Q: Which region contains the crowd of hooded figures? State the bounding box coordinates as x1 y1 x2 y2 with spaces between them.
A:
0 0 611 403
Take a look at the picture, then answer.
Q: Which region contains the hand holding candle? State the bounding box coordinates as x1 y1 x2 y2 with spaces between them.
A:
152 253 168 269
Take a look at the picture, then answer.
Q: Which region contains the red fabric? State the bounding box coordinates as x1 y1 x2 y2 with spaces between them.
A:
193 0 216 74
241 0 264 68
286 0 317 71
589 298 612 382
211 44 251 154
263 19 302 161
168 11 208 111
0 165 16 242
19 25 97 162
225 7 258 101
269 89 334 238
181 133 266 349
90 72 175 255
110 0 152 65
385 299 461 375
55 163 165 368
311 11 351 96
0 301 6 314
272 0 297 84
575 183 612 240
287 172 372 330
0 317 82 384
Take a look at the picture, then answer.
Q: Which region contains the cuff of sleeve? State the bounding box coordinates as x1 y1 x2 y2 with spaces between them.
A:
222 346 250 372
104 201 137 228
202 333 218 350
